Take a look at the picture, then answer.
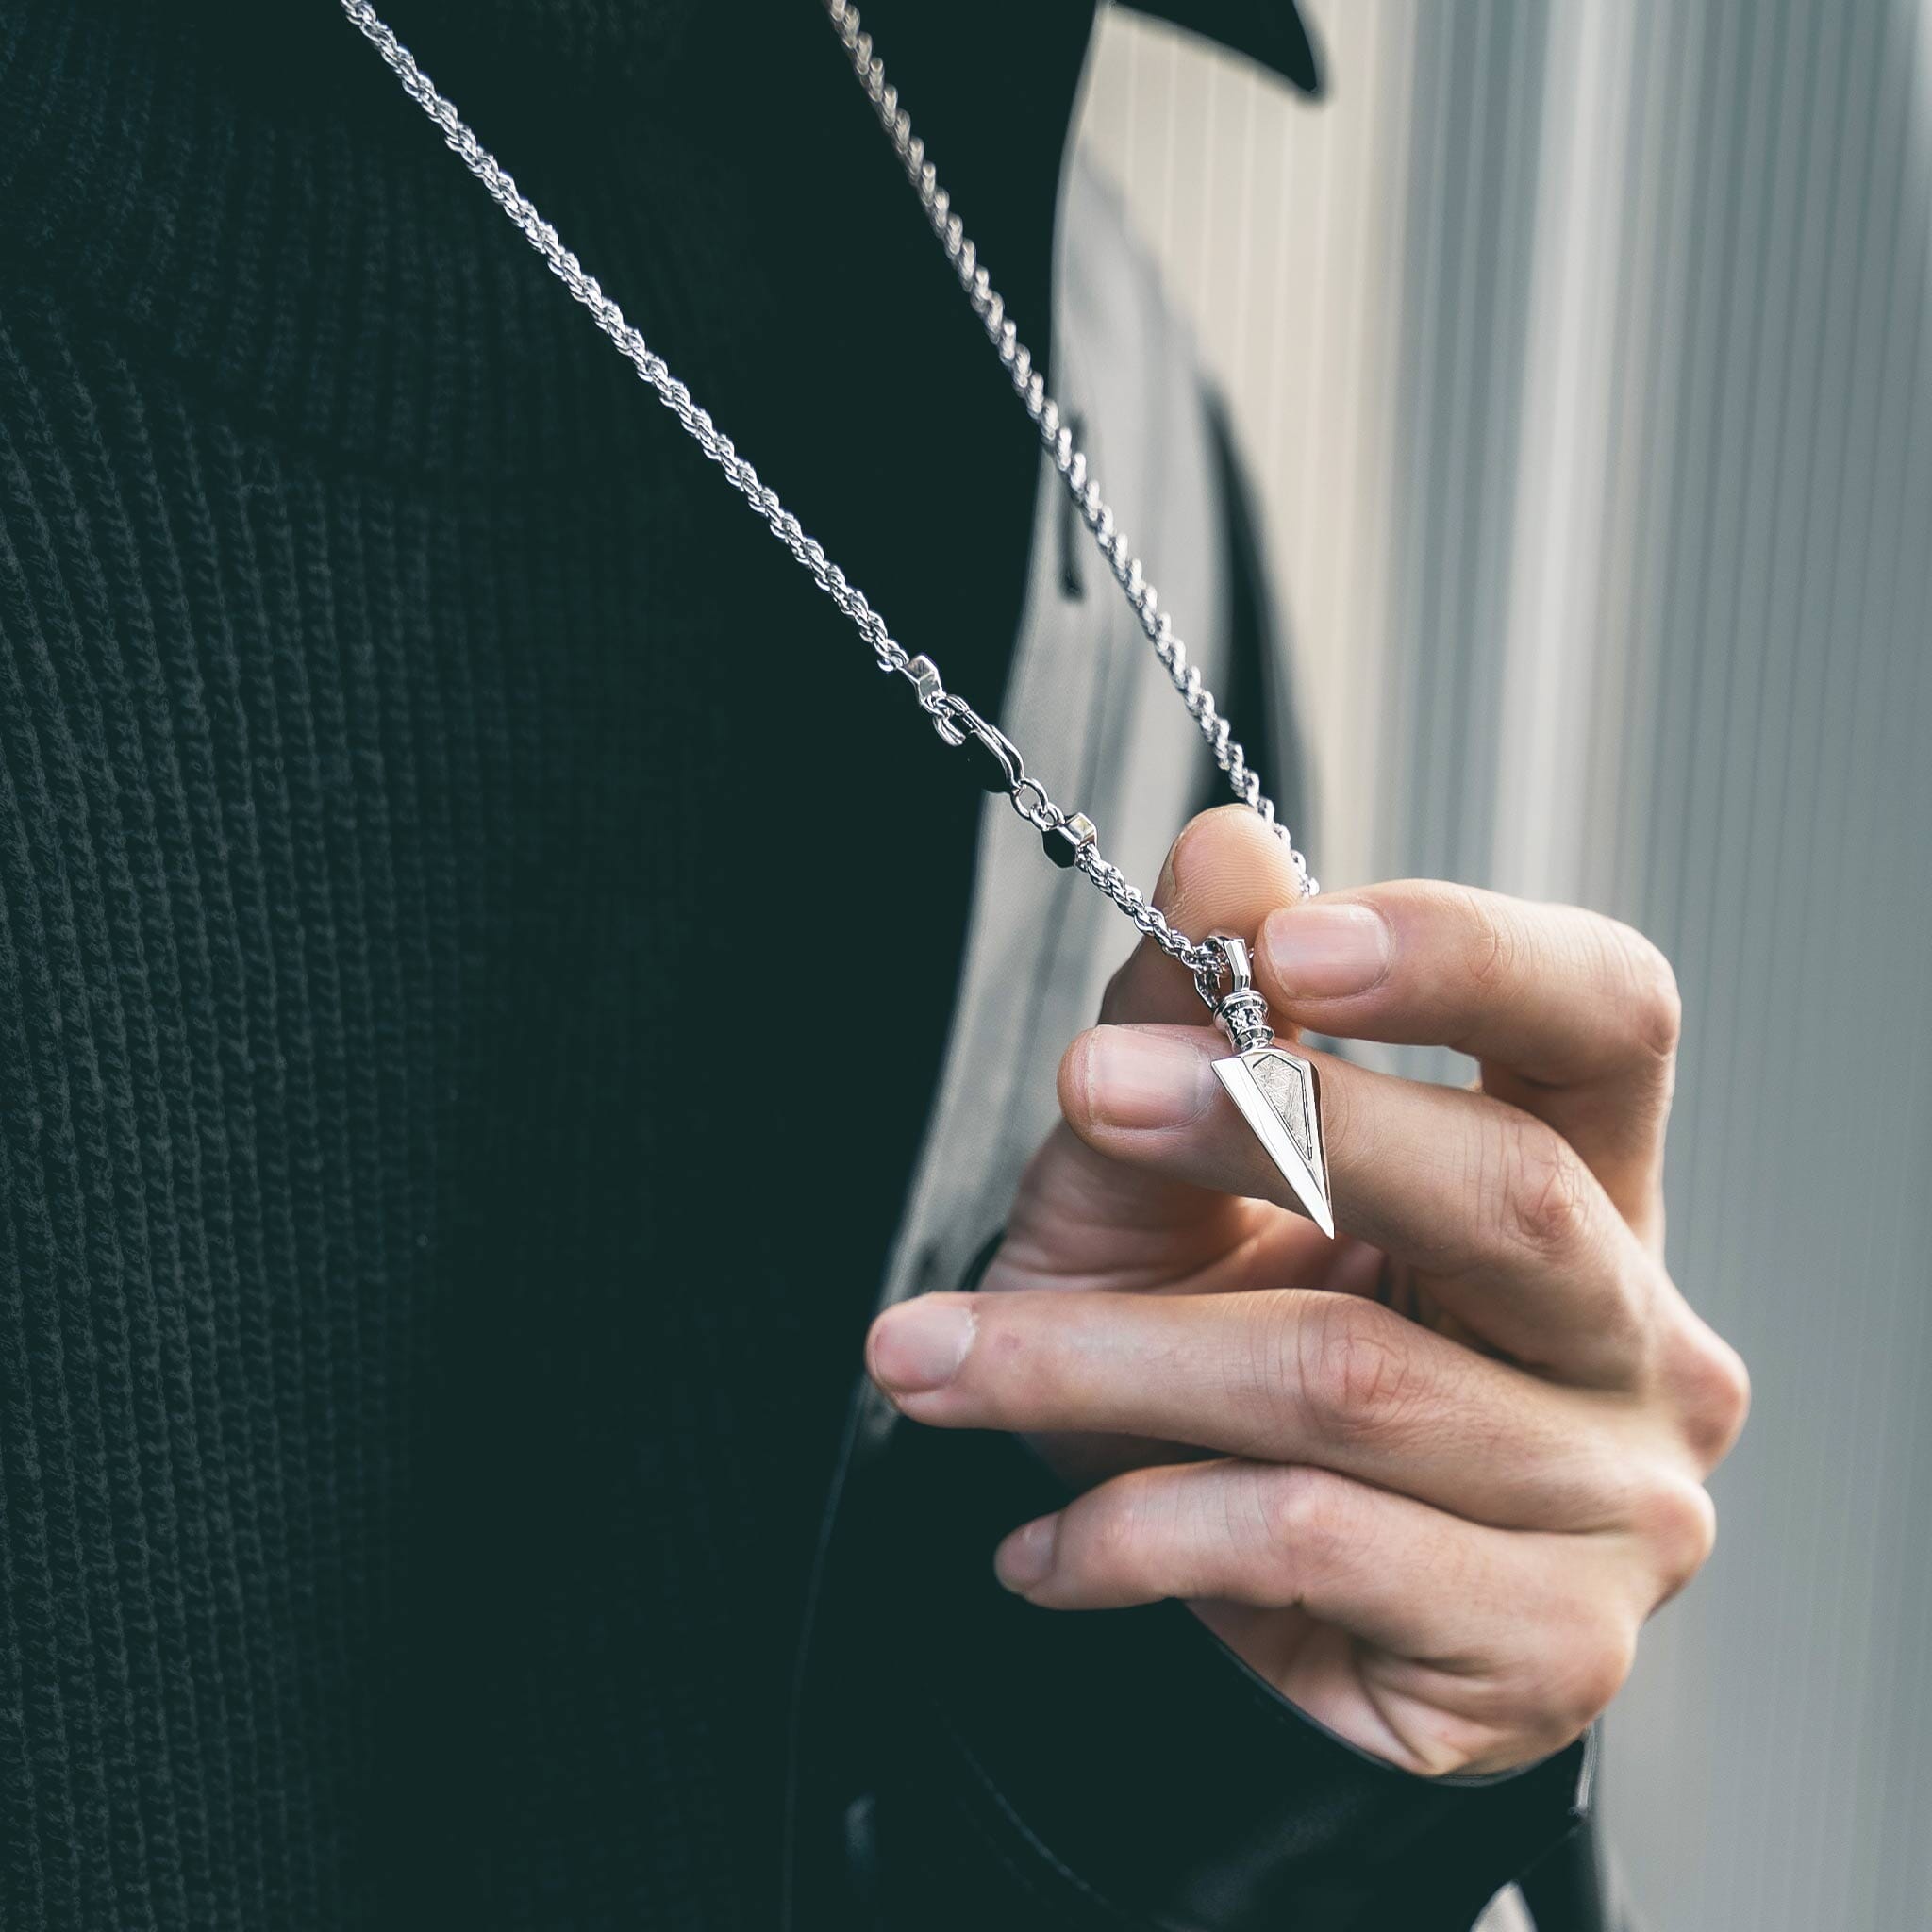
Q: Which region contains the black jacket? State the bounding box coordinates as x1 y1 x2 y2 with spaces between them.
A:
795 1417 1607 1930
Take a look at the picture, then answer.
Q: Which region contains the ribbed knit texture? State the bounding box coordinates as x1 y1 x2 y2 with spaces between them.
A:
0 2 1096 1924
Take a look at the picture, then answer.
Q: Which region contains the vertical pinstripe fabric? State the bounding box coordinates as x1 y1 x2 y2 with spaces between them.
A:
1081 4 1932 1925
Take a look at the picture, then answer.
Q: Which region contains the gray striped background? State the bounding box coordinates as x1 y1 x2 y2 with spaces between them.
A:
1078 3 1932 1925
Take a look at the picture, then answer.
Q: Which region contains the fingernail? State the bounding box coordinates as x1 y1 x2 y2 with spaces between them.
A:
1085 1027 1216 1130
1259 902 1392 998
995 1515 1059 1593
869 1296 976 1395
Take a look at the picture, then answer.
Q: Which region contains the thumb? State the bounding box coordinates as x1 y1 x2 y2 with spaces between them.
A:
1099 806 1310 1028
998 1114 1232 1285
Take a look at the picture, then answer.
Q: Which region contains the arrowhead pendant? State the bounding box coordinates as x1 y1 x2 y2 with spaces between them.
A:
1198 931 1335 1239
1211 1047 1334 1238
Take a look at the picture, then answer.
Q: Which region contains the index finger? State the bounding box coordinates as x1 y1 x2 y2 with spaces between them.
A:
1257 882 1680 1091
1256 883 1678 1226
868 1285 1640 1531
1094 810 1675 1229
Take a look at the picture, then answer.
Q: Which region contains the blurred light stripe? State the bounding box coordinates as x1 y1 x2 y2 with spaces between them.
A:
1078 4 1932 1924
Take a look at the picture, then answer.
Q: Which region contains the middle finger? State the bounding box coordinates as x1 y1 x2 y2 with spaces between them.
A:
1059 1023 1663 1386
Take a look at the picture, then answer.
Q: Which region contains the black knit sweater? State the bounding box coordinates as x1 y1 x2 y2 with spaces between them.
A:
4 7 1610 1930
0 2 1091 1924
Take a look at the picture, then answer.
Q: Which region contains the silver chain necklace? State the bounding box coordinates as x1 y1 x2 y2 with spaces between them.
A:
336 0 1335 1236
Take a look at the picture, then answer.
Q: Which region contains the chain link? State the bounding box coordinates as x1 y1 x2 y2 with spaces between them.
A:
338 0 917 676
336 0 1308 985
824 0 1315 904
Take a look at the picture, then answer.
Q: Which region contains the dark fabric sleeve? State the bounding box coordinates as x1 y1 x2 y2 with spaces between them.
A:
786 1257 1604 1932
804 1411 1595 1932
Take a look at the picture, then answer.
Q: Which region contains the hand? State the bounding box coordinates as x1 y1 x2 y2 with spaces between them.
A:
865 807 1748 1777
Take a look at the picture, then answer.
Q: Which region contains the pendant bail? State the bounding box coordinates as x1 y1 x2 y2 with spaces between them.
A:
1200 932 1274 1054
1200 932 1334 1239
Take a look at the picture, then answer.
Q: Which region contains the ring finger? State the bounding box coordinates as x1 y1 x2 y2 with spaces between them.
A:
990 1458 1636 1774
868 1284 1647 1530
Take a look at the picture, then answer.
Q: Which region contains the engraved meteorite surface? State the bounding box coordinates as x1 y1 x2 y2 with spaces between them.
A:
1251 1051 1316 1168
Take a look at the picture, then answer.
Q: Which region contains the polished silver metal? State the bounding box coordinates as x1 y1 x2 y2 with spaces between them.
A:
1202 931 1334 1238
1200 934 1274 1053
908 653 947 721
335 0 1327 1207
1042 811 1097 870
823 0 1316 903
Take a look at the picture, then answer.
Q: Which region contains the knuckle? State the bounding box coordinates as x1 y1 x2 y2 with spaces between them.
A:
1259 1465 1347 1578
1457 885 1524 996
1632 1472 1719 1596
1541 1613 1638 1737
1607 923 1684 1065
1575 1622 1639 1724
1486 1591 1641 1761
1069 1485 1151 1590
1495 1116 1597 1260
1293 1294 1422 1443
1670 1325 1753 1467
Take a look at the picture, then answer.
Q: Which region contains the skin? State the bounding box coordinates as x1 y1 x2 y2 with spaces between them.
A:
866 806 1750 1778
